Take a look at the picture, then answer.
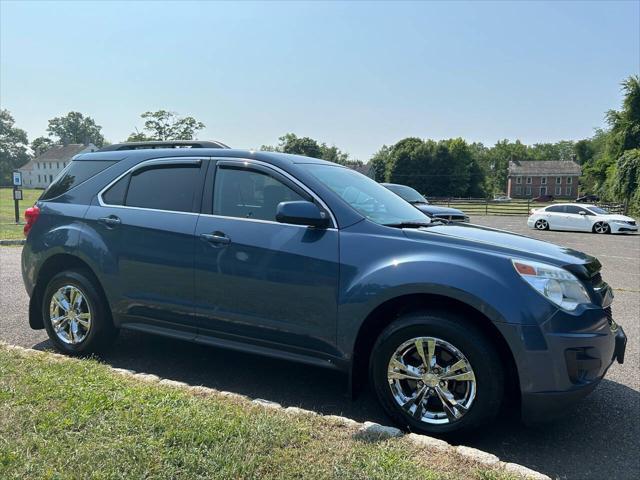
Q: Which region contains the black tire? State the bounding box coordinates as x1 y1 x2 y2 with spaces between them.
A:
42 269 117 355
592 222 610 234
534 219 549 230
370 310 504 436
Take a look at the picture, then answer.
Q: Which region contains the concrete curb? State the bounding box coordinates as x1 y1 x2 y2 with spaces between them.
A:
1 342 550 480
0 239 25 246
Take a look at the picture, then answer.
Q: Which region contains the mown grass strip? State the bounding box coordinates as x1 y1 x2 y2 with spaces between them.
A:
0 346 517 479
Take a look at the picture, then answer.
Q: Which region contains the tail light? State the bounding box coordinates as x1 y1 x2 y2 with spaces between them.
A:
23 206 40 236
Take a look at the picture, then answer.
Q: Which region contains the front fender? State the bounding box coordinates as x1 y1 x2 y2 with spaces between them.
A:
336 227 556 357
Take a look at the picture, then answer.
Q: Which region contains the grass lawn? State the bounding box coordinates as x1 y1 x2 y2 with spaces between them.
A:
0 346 516 480
0 187 42 240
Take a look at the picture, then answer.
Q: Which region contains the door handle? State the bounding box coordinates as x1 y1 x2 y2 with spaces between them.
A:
98 215 121 227
200 232 231 245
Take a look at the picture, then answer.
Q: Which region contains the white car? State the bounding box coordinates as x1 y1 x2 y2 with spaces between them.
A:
527 204 638 234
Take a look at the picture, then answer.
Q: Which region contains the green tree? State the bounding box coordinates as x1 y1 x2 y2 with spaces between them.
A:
612 149 640 212
30 136 55 156
369 145 391 182
127 110 206 141
261 133 360 167
47 111 105 147
0 109 30 185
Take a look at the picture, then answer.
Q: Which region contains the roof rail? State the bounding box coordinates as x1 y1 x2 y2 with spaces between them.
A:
98 140 230 151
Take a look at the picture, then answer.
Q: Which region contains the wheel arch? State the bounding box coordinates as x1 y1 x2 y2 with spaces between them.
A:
29 253 111 330
349 293 520 404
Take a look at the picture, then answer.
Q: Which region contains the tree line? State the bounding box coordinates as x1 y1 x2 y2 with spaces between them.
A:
1 75 638 211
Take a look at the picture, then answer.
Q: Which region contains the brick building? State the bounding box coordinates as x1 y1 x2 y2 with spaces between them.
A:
506 160 581 199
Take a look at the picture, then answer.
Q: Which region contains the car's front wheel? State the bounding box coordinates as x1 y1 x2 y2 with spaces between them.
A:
42 270 117 355
370 310 504 435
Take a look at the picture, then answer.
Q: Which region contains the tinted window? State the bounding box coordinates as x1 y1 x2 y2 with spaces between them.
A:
565 205 586 214
303 164 430 226
213 167 305 221
126 165 200 212
41 160 116 200
102 174 130 206
546 205 565 213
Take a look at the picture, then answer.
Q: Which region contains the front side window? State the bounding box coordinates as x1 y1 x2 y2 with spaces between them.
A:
303 164 429 226
565 205 584 214
213 167 305 222
124 165 200 212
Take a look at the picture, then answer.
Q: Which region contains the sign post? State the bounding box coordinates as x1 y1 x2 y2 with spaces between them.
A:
12 171 22 224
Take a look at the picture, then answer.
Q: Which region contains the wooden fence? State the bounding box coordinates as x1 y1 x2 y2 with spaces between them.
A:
427 198 627 216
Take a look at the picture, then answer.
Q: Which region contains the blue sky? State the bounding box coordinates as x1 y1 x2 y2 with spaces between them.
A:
1 0 638 161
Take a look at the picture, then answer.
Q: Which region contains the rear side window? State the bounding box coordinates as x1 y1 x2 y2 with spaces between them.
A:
546 205 565 213
41 160 116 200
124 165 200 212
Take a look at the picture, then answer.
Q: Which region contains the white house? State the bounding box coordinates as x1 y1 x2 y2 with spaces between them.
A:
19 143 97 188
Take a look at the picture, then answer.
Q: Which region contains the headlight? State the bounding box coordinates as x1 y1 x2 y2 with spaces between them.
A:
512 259 591 310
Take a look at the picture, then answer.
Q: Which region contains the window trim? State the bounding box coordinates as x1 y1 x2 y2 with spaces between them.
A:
202 158 337 229
97 157 204 215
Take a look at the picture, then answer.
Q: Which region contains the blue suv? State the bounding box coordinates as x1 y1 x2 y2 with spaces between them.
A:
21 141 626 435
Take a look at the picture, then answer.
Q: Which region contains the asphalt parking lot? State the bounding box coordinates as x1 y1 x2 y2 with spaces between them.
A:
0 215 638 480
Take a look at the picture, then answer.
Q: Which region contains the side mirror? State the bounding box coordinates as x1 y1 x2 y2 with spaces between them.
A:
276 201 330 228
579 211 587 215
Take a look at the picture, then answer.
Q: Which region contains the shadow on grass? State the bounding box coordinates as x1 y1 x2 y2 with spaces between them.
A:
33 331 639 480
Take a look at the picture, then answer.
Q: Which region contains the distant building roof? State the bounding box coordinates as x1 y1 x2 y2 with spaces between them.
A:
348 162 371 176
19 143 97 172
508 160 581 176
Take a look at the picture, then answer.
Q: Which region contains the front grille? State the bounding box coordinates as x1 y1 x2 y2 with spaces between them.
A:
435 214 466 222
604 306 613 325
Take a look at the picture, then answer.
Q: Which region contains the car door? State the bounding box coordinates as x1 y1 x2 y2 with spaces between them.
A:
543 205 565 229
193 159 340 360
84 157 205 336
564 205 593 231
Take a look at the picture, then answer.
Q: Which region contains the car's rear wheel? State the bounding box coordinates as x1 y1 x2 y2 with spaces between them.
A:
593 222 610 234
534 219 549 230
42 270 117 355
370 310 504 435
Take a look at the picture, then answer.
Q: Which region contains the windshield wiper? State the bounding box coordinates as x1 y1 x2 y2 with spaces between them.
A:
383 221 437 229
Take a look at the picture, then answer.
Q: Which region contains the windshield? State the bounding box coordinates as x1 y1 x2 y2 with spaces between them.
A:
303 164 430 226
384 184 428 204
587 206 609 215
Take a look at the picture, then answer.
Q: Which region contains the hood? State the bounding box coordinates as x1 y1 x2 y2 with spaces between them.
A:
601 214 635 222
413 204 466 216
403 223 600 278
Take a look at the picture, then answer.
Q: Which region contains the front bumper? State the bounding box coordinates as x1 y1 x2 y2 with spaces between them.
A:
521 326 626 423
611 223 638 233
496 306 627 424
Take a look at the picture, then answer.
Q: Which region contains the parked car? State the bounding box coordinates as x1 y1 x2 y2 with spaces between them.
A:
528 204 637 234
381 183 469 222
576 194 600 203
493 195 512 202
532 194 555 202
21 142 626 436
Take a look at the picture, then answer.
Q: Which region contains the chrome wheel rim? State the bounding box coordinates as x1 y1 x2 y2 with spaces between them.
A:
535 219 547 230
594 222 608 234
49 285 92 344
387 337 476 425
